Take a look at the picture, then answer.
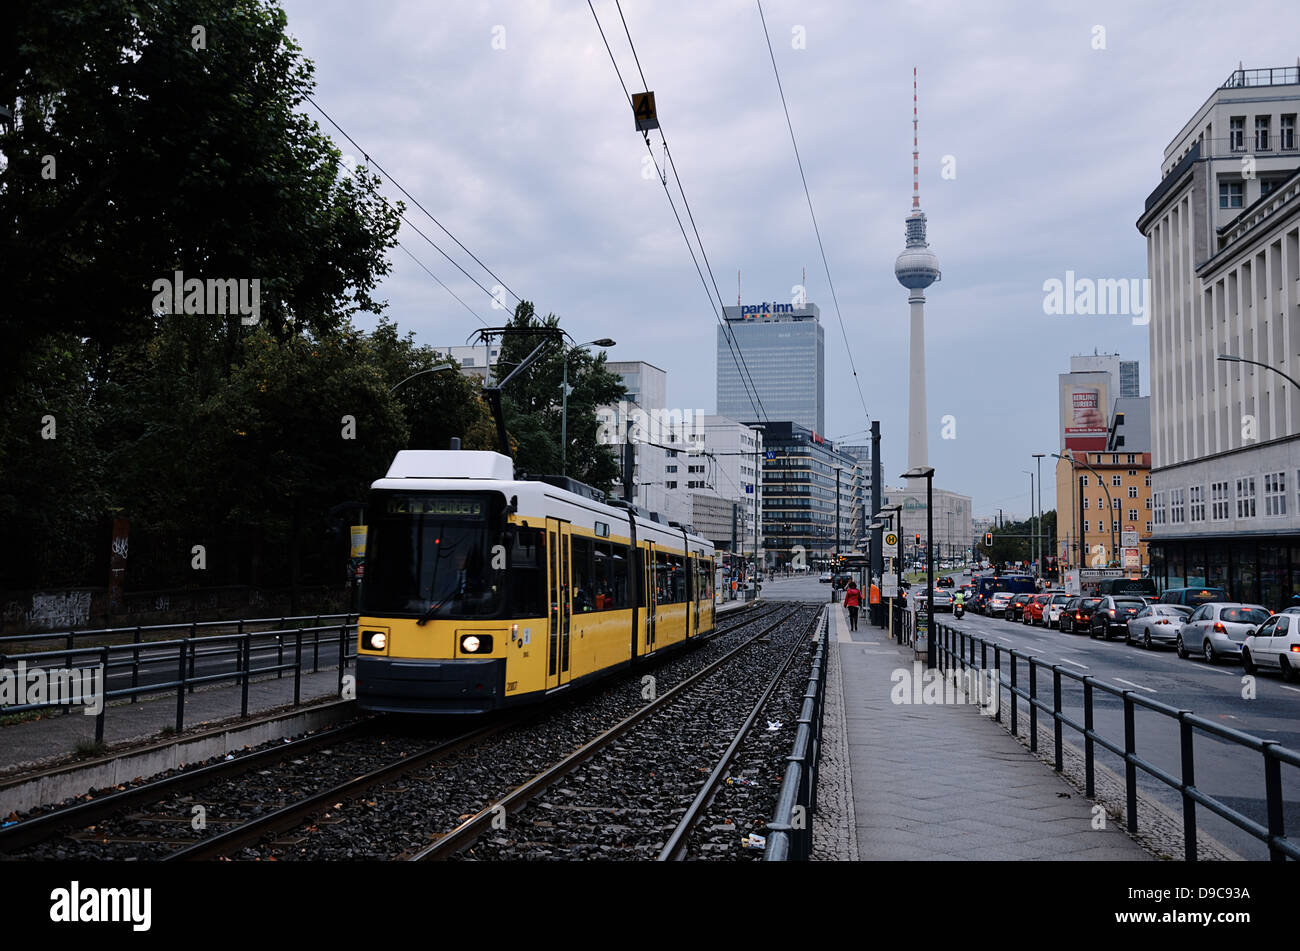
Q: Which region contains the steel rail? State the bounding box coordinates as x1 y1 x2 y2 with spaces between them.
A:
406 603 807 860
658 606 822 860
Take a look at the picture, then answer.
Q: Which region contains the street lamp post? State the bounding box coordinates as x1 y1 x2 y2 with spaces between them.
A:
1022 469 1034 575
562 338 616 477
1032 453 1045 578
902 466 936 667
878 503 903 639
1217 353 1300 392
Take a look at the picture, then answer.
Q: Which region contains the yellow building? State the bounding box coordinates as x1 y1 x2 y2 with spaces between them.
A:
1055 451 1152 572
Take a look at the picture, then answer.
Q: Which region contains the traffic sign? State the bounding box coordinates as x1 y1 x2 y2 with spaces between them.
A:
632 91 659 131
1121 530 1138 548
885 532 898 547
881 572 898 597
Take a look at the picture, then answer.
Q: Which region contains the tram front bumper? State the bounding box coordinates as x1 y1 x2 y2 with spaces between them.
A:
357 656 506 713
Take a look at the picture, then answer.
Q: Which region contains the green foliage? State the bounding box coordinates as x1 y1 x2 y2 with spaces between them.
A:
497 302 625 493
987 510 1057 568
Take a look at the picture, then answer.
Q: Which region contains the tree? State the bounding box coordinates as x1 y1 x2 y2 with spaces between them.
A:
495 302 625 492
0 0 401 392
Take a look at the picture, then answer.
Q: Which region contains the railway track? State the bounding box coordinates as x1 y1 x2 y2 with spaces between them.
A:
408 603 820 861
1 601 781 860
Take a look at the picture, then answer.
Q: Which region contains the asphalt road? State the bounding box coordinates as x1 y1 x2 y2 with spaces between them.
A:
932 575 1300 860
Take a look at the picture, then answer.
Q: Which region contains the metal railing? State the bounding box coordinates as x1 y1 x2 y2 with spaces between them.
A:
932 619 1299 861
766 609 830 860
1 616 358 743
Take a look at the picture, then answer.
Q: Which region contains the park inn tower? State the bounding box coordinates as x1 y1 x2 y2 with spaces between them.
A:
717 302 825 434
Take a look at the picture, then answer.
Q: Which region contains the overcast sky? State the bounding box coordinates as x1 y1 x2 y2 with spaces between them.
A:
279 0 1300 519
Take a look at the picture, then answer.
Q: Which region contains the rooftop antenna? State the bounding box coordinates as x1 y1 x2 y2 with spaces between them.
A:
737 269 741 306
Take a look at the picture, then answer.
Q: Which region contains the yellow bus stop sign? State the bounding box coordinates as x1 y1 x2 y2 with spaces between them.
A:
885 532 898 547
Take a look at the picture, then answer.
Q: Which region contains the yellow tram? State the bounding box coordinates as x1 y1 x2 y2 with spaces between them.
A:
356 449 715 713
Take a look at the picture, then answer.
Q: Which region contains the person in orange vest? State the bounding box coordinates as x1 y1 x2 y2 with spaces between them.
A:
843 580 862 631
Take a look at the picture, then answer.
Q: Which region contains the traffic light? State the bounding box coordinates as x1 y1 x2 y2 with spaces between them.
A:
985 532 993 546
914 533 920 545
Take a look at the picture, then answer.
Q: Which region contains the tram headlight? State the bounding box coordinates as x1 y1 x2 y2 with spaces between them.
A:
362 630 387 651
460 634 492 654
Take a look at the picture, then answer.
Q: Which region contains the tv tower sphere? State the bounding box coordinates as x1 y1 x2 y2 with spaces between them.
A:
894 211 941 290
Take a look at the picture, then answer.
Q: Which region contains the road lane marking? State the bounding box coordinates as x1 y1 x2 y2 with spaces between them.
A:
1058 658 1089 669
1280 685 1300 694
1113 677 1157 693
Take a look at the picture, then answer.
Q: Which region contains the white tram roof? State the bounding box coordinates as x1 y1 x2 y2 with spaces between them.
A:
371 450 713 555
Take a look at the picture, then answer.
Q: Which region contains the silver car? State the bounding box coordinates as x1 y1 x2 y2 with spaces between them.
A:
1176 603 1272 663
1125 604 1192 650
987 591 1014 618
926 588 954 612
1044 593 1072 628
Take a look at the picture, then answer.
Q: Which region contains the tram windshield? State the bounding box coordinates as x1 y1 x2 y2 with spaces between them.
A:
362 491 506 619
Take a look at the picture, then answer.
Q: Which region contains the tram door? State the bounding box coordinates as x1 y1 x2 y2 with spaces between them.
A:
690 556 700 635
546 519 573 689
644 543 657 653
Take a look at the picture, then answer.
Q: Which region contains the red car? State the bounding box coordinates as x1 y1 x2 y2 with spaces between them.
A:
1022 594 1053 626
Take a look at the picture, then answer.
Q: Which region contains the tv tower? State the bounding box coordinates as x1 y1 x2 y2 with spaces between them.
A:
893 67 941 475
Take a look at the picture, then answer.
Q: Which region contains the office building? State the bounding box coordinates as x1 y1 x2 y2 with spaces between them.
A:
757 422 856 568
717 303 825 434
879 484 972 563
1136 64 1300 605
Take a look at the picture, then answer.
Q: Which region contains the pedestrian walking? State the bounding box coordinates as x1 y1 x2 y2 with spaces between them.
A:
843 579 862 631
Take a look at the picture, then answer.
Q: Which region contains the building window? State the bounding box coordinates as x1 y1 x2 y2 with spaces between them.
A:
666 465 677 473
1219 181 1243 209
1255 115 1271 151
1264 472 1286 516
1099 497 1106 511
1170 488 1185 524
665 481 677 489
1153 491 1166 526
1262 179 1281 198
1081 475 1089 487
1112 498 1120 510
1128 485 1138 499
1189 486 1205 522
1111 455 1119 464
1128 508 1139 521
1145 497 1151 510
1211 481 1230 520
1112 474 1122 487
1283 114 1297 151
1237 477 1256 518
1128 468 1137 475
1112 519 1120 533
1083 497 1089 510
1230 116 1245 151
1145 521 1152 533
1127 456 1136 465
1083 520 1090 533
1145 474 1152 487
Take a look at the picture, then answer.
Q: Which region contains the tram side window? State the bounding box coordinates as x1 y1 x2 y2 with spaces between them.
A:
510 526 547 618
610 543 630 609
572 536 594 612
592 542 614 611
655 550 672 603
670 553 686 603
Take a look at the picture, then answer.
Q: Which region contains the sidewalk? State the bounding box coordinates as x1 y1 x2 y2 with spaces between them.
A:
819 602 1152 860
0 669 346 777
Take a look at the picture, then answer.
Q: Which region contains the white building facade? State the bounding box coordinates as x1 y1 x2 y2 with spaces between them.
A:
1136 64 1300 606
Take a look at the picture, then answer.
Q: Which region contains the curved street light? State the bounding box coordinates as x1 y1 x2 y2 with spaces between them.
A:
1217 353 1300 392
562 338 616 476
1052 450 1115 567
390 362 454 393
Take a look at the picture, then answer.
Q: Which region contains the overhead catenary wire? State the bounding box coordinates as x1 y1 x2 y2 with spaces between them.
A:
589 0 769 426
305 93 523 310
754 0 872 429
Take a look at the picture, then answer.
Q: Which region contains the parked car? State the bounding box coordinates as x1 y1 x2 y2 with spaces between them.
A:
1125 604 1193 649
1022 594 1053 626
1044 594 1072 628
987 591 1015 618
1062 597 1102 634
1006 592 1035 622
1089 596 1147 640
1242 613 1300 681
1176 603 1272 663
1160 586 1229 608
